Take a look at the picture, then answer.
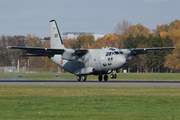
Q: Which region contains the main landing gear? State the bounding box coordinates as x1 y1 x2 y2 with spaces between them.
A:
98 75 108 81
77 75 87 81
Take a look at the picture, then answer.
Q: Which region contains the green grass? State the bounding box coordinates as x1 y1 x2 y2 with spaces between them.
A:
0 72 76 80
0 85 180 119
0 72 180 81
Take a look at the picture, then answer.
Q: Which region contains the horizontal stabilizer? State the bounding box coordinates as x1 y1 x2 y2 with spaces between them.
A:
7 46 65 57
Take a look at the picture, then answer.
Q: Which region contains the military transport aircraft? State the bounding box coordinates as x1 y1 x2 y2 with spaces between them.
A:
7 20 175 81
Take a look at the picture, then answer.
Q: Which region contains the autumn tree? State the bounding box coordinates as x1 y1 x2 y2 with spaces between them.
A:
76 34 95 49
164 40 180 72
168 29 180 44
153 20 180 34
91 34 121 49
64 34 95 49
63 38 76 49
164 51 180 73
123 23 150 38
21 34 45 69
146 35 173 72
0 35 13 66
42 41 59 72
155 20 180 45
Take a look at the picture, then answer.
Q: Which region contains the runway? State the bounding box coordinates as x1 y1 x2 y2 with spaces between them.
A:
0 80 180 87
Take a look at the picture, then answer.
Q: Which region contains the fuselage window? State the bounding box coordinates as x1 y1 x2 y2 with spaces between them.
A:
108 58 110 62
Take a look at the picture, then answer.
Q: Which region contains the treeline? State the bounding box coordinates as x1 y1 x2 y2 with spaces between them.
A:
0 34 58 72
63 19 180 73
0 20 180 72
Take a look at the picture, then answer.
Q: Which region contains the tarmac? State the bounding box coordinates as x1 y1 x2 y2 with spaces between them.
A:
0 80 180 87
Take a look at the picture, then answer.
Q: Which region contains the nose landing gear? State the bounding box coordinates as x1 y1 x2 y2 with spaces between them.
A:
110 70 117 79
110 74 117 79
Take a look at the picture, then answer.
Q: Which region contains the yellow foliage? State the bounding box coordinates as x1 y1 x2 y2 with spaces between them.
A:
168 29 180 44
160 32 168 38
164 51 180 72
164 40 180 72
123 23 149 38
91 34 121 49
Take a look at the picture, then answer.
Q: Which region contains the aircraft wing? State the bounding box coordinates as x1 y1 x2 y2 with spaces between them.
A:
7 46 88 59
7 46 65 57
130 47 175 55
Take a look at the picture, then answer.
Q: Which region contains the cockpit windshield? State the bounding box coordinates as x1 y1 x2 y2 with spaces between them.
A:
119 51 123 54
114 51 120 55
106 51 123 56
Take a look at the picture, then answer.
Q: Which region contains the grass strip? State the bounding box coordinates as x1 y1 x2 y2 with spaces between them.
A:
0 85 180 119
0 73 180 81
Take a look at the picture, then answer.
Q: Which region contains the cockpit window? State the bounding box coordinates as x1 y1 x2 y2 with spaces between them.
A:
106 51 122 56
106 52 109 56
114 51 120 55
112 52 115 56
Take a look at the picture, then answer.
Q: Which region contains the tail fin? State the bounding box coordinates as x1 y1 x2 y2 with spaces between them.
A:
49 20 65 49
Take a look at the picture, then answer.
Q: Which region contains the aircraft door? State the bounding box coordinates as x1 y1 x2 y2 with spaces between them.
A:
96 53 107 70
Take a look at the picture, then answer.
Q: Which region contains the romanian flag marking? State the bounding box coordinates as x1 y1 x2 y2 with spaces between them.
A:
55 34 58 38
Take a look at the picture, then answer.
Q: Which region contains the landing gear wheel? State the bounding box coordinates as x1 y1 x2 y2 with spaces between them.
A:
77 76 81 81
110 74 114 79
82 75 87 81
104 75 108 81
110 74 117 79
98 75 102 81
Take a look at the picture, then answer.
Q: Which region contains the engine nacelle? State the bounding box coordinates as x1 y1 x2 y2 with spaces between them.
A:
126 56 134 61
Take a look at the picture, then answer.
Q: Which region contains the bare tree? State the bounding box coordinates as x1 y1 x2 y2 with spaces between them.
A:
114 19 132 35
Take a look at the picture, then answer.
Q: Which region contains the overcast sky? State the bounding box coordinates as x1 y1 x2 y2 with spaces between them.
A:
0 0 179 38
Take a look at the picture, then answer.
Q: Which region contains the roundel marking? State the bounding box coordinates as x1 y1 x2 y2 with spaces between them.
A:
60 60 63 65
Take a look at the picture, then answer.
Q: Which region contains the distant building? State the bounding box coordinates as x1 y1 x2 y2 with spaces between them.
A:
62 32 105 40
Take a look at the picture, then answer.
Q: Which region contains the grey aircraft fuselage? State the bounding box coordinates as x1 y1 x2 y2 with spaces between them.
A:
51 47 127 76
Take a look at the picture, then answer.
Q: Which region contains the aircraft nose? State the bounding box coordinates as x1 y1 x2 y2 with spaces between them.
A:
119 55 126 65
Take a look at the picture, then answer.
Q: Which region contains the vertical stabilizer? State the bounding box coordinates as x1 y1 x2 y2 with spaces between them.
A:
50 20 65 49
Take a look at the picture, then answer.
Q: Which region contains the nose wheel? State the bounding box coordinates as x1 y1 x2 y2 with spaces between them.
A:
110 74 117 79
